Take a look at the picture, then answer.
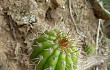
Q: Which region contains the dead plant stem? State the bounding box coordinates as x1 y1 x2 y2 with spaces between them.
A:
96 19 101 55
68 0 79 35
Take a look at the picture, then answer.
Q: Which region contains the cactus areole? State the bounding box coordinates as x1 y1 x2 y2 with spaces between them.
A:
30 29 79 70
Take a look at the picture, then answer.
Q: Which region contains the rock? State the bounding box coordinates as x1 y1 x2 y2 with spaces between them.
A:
91 0 110 19
103 20 110 38
51 0 64 8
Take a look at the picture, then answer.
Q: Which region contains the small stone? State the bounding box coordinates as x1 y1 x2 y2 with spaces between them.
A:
51 0 64 8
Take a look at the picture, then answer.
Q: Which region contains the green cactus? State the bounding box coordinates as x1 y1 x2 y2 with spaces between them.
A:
30 29 79 70
107 64 110 70
83 43 95 55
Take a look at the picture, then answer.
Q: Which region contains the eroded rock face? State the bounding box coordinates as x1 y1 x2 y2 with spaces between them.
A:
0 51 7 70
91 0 110 20
7 0 38 25
1 0 108 70
103 20 110 38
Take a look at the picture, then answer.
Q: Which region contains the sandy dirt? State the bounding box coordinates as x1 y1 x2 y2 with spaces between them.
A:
0 0 109 70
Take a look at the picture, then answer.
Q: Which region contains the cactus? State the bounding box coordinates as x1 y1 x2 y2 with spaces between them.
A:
30 29 79 70
107 64 110 70
83 43 95 55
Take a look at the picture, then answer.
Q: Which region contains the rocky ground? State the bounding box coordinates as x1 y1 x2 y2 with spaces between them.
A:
0 0 110 70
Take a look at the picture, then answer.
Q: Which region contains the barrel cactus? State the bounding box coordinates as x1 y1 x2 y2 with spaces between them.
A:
30 29 79 70
92 0 110 19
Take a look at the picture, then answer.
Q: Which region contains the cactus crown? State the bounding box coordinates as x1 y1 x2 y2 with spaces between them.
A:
56 33 74 50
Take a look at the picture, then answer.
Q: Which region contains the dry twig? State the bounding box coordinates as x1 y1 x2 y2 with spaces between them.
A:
96 19 101 55
68 0 86 38
68 0 79 35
